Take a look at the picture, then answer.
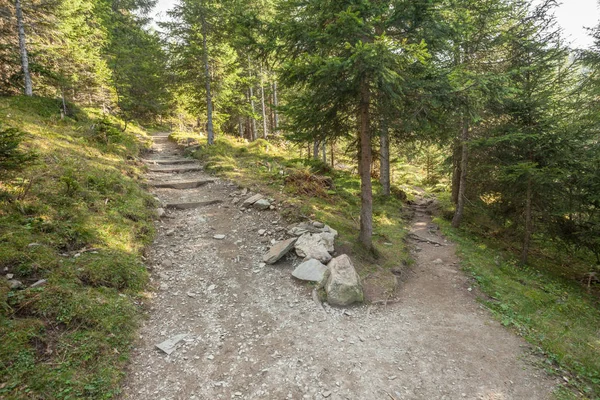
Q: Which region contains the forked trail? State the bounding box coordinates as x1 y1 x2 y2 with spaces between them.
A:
121 134 556 400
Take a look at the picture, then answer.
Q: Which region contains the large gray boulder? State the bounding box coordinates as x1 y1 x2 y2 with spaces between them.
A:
287 222 338 239
263 238 297 264
294 233 332 263
292 259 328 282
242 193 263 208
322 255 363 306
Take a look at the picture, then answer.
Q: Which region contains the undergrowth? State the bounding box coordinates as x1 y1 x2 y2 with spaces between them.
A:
171 132 412 298
0 95 156 399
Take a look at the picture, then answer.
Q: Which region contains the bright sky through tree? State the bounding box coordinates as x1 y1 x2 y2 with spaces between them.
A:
152 0 600 48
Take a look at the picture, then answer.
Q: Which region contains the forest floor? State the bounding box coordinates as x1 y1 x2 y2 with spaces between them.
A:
121 134 557 400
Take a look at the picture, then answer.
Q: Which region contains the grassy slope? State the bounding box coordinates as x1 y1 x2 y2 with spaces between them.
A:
171 132 412 298
0 96 156 399
435 194 600 399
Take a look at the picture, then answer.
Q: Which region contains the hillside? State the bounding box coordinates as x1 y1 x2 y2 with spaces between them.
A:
0 96 156 398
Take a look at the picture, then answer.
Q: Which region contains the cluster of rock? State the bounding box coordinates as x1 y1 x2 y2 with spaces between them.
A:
263 221 364 307
230 188 274 211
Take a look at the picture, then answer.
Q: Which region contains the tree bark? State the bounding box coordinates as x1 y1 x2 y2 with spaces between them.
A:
201 14 214 145
322 139 327 164
248 58 257 141
273 81 279 131
358 77 373 249
379 118 390 196
451 118 469 228
313 139 320 160
238 117 243 137
260 67 268 139
15 0 32 96
521 175 533 264
451 140 462 205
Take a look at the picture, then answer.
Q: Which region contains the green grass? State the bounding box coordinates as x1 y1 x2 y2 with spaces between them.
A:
0 96 156 399
437 215 600 399
173 132 412 297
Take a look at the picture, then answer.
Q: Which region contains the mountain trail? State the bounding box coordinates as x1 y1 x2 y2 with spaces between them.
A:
121 134 556 400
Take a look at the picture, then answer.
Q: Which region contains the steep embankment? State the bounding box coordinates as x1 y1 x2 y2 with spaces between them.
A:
0 96 156 398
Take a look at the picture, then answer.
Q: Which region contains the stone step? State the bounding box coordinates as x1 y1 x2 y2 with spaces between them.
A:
165 200 222 210
143 159 196 165
150 179 216 189
148 166 204 173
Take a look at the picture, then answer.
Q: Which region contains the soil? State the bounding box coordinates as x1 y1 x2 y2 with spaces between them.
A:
120 134 557 400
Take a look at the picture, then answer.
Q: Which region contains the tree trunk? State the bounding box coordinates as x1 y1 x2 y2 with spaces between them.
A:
330 140 335 168
248 58 257 141
273 81 279 131
201 15 214 145
451 140 461 205
238 117 243 137
322 139 327 164
313 140 320 160
451 118 469 228
379 118 390 196
521 175 533 264
15 0 32 96
260 68 268 139
358 77 373 249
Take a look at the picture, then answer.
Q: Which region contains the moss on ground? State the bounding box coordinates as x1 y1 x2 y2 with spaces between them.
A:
0 96 156 399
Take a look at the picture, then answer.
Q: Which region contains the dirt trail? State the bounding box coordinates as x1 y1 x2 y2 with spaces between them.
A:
121 134 556 400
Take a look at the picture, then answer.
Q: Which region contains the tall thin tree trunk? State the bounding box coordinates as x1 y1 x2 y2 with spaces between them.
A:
322 139 327 164
238 117 243 137
452 118 469 228
260 68 268 139
451 140 461 205
248 58 257 141
15 0 32 96
273 81 279 131
313 140 320 160
380 118 390 196
331 141 335 168
201 15 214 145
60 88 67 119
358 77 373 249
521 175 533 264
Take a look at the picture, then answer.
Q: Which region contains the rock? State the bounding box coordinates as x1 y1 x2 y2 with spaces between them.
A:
157 208 166 218
27 243 41 247
6 274 13 279
312 221 325 229
322 255 363 306
263 238 297 264
258 229 266 236
166 229 175 236
318 231 336 253
30 279 47 288
433 258 443 264
254 199 271 210
155 334 188 355
8 279 23 290
292 259 328 282
213 234 226 240
294 233 333 263
242 194 263 208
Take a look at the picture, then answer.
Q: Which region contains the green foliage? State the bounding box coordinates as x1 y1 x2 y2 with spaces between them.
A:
0 124 36 174
0 96 155 398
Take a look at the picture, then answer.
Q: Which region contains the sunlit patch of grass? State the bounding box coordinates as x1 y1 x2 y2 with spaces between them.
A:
0 96 155 398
